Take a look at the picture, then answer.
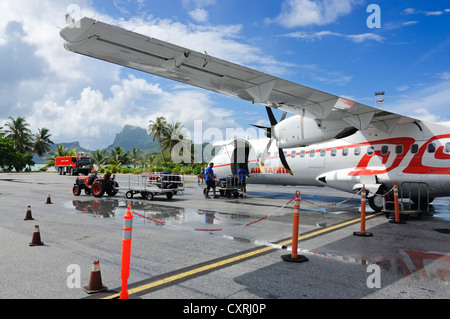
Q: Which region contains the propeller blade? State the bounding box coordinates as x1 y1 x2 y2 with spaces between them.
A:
251 124 268 129
259 138 272 168
278 148 294 176
279 111 288 122
251 124 271 138
265 106 278 126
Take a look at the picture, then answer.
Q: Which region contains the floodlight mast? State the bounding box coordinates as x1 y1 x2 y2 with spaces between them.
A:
375 91 385 109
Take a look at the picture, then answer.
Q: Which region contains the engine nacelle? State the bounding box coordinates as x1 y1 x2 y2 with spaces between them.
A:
273 115 350 148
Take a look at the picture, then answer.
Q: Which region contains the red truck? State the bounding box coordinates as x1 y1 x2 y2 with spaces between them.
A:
55 155 94 176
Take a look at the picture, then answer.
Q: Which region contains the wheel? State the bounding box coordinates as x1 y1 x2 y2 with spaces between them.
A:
126 191 134 199
166 192 173 200
72 185 81 196
92 181 105 198
368 186 392 212
147 193 154 200
58 167 63 175
368 194 385 212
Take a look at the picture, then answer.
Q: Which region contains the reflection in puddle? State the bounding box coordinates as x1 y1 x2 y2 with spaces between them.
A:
70 198 253 231
69 198 279 245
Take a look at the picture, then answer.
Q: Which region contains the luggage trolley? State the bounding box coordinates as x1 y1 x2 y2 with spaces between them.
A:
125 172 184 200
205 175 246 198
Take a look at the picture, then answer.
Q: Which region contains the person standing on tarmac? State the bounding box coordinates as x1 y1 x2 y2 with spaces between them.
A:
237 165 249 193
205 162 217 199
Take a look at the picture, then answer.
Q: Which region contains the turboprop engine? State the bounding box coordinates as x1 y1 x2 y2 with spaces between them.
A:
273 115 354 149
252 107 356 175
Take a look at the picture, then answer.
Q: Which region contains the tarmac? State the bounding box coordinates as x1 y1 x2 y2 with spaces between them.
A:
0 172 449 303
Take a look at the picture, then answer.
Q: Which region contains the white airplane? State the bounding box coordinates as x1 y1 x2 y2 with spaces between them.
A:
60 17 450 211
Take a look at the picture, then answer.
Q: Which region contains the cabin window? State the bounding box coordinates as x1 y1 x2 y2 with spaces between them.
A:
367 146 374 156
310 150 315 157
274 151 279 159
445 142 450 153
320 149 326 157
291 150 296 158
300 150 306 158
410 144 419 154
427 143 436 153
354 147 361 156
331 148 337 157
381 145 389 155
395 145 403 155
342 148 348 156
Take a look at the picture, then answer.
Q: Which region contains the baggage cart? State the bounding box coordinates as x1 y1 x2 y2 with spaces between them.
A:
124 173 184 200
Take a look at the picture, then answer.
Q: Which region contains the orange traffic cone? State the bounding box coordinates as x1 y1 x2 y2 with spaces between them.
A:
24 205 34 221
29 225 44 246
83 260 108 294
45 194 53 204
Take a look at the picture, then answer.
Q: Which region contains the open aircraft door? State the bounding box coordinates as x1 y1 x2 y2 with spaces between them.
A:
230 139 252 175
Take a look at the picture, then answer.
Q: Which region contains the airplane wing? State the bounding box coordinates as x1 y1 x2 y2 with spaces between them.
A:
60 17 415 134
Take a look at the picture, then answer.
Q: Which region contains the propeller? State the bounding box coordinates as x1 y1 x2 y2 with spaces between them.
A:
252 107 293 176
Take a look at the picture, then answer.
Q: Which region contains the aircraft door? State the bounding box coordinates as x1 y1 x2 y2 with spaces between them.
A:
230 140 251 175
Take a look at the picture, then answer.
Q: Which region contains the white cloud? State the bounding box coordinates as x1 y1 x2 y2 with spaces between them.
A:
402 21 419 26
188 8 209 23
402 7 450 17
391 80 450 122
282 30 384 43
267 0 360 28
396 85 410 92
436 72 450 80
24 74 239 149
182 0 216 8
0 0 290 149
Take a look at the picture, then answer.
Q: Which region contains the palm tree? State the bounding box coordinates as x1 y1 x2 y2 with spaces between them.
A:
33 127 54 157
89 149 108 171
108 146 130 167
161 121 190 163
148 117 168 164
44 145 77 169
129 147 143 168
3 116 33 153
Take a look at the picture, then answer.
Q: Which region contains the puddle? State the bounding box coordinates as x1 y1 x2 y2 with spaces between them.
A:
68 198 254 231
67 198 289 246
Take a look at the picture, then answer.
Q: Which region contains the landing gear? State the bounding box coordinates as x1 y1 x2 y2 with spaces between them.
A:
368 186 392 212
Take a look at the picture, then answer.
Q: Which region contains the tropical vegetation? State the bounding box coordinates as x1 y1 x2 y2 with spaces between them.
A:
1 115 206 175
0 116 53 171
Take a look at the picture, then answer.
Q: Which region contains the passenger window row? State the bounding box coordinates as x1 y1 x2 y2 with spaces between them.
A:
264 142 450 160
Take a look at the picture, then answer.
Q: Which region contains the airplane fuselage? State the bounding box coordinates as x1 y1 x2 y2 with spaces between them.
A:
211 118 450 202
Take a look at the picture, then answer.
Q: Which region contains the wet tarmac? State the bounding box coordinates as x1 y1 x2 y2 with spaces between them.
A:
0 173 449 301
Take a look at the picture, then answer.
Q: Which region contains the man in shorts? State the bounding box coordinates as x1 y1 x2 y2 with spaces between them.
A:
205 162 217 199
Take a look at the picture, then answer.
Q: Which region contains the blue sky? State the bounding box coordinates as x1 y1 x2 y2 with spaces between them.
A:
0 0 449 150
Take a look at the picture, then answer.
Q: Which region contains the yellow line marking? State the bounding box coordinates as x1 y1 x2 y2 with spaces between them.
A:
102 212 382 299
